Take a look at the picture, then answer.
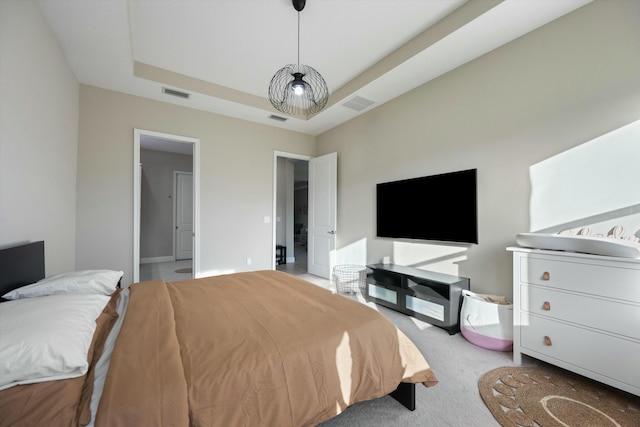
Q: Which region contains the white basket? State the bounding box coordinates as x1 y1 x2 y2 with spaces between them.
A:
332 265 367 299
460 290 513 351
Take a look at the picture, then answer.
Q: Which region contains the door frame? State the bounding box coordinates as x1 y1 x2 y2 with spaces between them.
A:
273 151 311 270
133 129 200 282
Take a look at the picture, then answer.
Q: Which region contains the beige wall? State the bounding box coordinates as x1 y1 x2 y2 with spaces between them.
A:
77 86 316 285
0 0 79 275
317 0 640 297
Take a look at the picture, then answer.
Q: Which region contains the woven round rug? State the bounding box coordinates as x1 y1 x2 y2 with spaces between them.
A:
479 366 639 426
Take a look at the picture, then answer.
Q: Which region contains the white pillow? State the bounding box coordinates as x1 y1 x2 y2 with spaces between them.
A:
0 293 111 391
2 269 123 300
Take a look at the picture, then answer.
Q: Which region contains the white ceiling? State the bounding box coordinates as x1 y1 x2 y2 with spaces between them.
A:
38 0 592 136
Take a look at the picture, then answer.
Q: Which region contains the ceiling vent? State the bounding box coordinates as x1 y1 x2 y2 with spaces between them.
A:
342 95 375 111
268 114 288 122
162 87 190 99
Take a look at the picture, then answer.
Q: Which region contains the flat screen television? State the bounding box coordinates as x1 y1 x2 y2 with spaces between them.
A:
376 168 478 244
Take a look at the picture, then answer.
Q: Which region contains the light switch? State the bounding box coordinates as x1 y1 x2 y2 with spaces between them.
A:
264 216 271 223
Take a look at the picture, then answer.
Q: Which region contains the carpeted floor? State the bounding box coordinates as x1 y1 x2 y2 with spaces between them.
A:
317 298 531 426
317 296 640 427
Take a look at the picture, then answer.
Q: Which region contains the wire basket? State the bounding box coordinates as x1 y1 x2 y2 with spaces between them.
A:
332 265 367 300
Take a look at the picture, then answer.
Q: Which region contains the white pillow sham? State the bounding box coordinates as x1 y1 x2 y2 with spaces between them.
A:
0 293 111 391
2 269 123 300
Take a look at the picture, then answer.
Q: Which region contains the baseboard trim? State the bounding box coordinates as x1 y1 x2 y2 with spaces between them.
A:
140 256 174 264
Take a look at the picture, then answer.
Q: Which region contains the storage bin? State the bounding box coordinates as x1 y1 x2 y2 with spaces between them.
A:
332 265 367 300
460 290 513 351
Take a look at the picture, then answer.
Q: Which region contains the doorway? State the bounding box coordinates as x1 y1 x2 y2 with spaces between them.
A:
133 129 200 283
273 151 337 280
275 157 309 276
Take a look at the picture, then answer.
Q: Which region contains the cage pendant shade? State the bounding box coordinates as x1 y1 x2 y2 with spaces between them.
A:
269 64 328 115
268 0 329 116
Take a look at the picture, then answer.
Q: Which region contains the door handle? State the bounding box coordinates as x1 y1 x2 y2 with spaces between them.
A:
327 230 336 235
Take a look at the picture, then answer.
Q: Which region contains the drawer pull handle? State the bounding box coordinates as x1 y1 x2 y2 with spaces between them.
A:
542 272 550 281
543 301 551 311
544 336 552 346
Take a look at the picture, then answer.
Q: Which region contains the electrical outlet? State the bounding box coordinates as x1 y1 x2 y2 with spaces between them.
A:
246 257 252 265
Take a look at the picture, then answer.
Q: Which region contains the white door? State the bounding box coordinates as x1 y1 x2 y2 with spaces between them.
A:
308 152 337 278
175 172 193 260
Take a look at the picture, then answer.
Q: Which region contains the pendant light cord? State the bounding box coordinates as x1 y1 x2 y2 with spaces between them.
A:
297 11 300 67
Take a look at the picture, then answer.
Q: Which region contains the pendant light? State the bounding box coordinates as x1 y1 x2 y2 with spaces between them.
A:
268 0 329 116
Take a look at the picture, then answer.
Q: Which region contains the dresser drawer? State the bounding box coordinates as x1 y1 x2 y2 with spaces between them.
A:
520 284 640 340
519 313 640 390
520 257 640 303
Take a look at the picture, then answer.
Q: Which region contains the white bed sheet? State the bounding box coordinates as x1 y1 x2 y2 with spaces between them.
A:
87 287 130 427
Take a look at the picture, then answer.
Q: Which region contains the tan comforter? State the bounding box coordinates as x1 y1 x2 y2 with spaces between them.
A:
96 270 437 426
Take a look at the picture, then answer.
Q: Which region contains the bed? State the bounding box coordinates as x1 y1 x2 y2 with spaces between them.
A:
0 241 438 426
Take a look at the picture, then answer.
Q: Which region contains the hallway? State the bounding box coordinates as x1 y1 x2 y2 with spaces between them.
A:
138 243 331 290
276 242 307 275
277 243 333 290
139 259 193 282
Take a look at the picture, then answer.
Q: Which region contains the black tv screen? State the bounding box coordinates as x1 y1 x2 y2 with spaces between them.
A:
376 169 478 244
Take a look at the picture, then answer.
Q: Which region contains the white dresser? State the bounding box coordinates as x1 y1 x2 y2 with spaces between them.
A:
508 247 640 396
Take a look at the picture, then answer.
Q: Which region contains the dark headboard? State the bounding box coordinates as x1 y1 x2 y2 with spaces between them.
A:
0 241 45 297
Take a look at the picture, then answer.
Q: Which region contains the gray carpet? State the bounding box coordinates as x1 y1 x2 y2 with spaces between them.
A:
319 299 543 427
